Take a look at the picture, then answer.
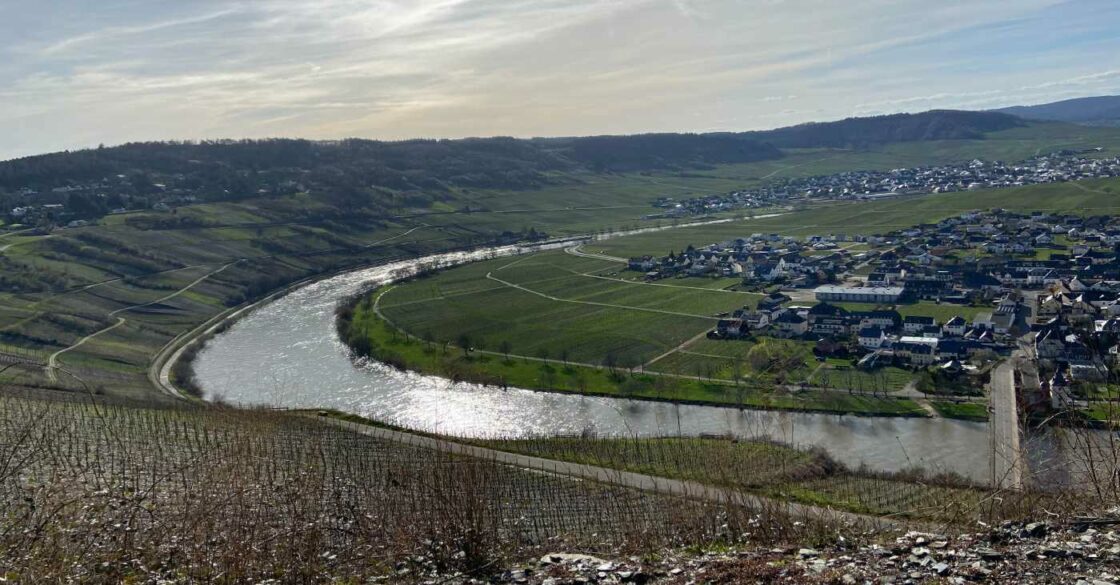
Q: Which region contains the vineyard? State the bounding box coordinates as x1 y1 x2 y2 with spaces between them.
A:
472 435 1086 524
0 391 853 582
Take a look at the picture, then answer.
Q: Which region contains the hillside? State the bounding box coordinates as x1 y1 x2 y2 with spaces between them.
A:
0 109 1040 228
2 121 1120 400
0 390 1115 582
994 95 1120 127
0 134 781 194
740 110 1024 148
0 391 788 581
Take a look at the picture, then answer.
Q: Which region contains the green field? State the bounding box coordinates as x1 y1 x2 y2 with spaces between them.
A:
378 250 761 366
345 295 927 416
832 301 990 324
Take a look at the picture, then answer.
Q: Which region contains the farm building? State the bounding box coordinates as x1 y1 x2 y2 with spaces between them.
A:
814 285 904 303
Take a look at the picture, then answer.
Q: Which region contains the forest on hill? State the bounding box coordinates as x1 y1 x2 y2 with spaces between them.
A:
741 110 1024 148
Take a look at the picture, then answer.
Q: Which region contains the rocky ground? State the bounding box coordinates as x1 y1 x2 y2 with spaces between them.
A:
417 513 1120 584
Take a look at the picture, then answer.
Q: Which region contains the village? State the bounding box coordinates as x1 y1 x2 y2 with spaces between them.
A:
650 149 1120 218
629 207 1120 422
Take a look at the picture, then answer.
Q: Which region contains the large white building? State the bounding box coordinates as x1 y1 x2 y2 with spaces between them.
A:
814 285 904 303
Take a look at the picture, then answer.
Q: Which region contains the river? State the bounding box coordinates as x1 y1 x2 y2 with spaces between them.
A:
193 233 1106 486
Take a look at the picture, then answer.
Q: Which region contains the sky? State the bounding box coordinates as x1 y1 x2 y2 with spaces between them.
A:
2 0 1120 161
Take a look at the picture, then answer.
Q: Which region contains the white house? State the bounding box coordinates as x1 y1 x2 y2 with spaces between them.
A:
943 316 968 336
858 326 886 349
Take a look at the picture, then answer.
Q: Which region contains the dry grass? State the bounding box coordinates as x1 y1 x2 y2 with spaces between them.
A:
474 433 1120 526
0 390 862 582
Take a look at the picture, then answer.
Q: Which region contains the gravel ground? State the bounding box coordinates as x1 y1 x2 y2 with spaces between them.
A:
419 512 1120 584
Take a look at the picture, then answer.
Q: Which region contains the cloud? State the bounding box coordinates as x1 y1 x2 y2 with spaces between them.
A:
36 7 243 56
2 0 1120 160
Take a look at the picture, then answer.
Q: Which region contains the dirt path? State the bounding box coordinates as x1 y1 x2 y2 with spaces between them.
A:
47 261 241 382
571 269 758 296
643 329 713 368
1069 181 1112 196
758 154 840 180
0 234 50 253
485 271 721 320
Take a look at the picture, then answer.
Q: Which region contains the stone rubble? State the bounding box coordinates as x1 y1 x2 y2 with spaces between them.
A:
422 515 1120 584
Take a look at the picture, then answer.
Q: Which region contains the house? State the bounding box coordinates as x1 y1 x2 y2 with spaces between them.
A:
1034 328 1066 360
858 326 886 349
628 256 656 272
895 337 939 366
716 319 744 338
903 315 935 334
851 310 902 329
990 311 1016 335
919 325 943 338
772 311 808 336
937 338 981 359
943 316 968 336
973 312 995 331
742 311 770 330
813 337 849 358
963 272 1002 292
757 292 790 314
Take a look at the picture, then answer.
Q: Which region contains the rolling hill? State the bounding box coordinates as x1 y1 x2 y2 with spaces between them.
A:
993 95 1120 127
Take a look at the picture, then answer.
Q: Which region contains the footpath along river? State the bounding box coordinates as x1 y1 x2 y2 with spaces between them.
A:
193 225 1097 486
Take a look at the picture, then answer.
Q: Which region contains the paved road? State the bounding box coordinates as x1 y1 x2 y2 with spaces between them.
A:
988 360 1023 490
321 416 897 530
564 244 627 263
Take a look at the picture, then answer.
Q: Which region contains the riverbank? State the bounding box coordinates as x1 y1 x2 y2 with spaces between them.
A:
339 286 931 418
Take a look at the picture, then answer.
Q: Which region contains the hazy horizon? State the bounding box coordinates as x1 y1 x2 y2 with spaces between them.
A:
4 0 1120 161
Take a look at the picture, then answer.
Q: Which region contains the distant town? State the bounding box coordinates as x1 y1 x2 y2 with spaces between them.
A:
629 207 1120 416
650 149 1120 218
